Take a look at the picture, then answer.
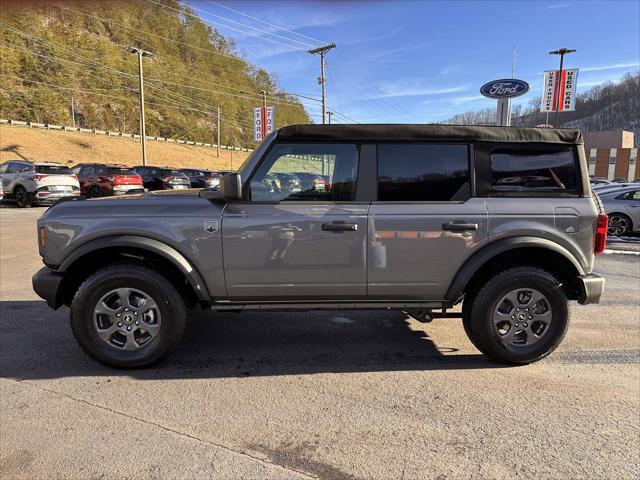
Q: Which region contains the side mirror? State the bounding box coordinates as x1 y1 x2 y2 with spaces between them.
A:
220 172 242 200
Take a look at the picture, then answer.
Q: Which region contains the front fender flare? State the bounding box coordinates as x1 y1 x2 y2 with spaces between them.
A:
58 235 210 302
445 236 586 302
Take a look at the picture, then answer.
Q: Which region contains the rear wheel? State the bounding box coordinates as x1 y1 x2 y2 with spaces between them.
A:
608 213 632 236
70 264 187 368
14 186 31 207
465 266 569 364
88 186 103 198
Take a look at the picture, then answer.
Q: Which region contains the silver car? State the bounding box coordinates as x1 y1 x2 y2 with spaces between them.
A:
599 186 640 235
0 160 80 207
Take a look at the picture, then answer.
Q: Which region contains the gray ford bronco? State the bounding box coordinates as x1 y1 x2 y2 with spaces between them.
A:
32 124 607 368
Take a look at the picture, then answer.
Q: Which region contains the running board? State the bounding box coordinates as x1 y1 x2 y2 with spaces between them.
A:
209 301 449 312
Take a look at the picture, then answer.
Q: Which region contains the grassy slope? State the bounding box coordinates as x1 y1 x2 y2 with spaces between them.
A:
0 124 249 170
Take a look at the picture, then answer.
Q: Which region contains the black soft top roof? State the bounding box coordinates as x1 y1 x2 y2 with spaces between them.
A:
276 124 583 145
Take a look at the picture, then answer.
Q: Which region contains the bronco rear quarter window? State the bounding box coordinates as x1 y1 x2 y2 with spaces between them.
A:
490 147 578 194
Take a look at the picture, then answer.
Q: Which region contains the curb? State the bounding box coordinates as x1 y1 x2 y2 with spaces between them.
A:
603 249 640 256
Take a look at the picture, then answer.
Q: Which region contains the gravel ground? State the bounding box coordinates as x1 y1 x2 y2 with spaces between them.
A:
1 206 639 480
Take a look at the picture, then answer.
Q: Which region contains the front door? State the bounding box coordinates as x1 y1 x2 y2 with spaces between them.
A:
222 142 367 300
368 143 488 300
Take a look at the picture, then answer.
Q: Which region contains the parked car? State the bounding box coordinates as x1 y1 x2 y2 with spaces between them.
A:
0 160 80 207
589 177 610 185
294 172 326 193
272 172 302 194
33 124 606 368
598 186 640 236
133 166 191 191
592 182 640 195
179 169 221 189
72 163 144 198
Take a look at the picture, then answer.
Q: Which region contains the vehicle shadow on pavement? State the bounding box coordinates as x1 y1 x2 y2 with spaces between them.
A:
0 301 504 381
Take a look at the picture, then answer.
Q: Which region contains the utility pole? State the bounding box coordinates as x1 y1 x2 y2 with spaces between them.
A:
70 96 76 128
216 106 221 159
327 111 333 124
130 47 153 165
549 48 576 128
308 43 336 124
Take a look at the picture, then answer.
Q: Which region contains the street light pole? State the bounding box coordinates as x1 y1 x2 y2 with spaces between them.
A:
327 111 333 124
308 43 336 125
549 48 576 128
130 47 153 165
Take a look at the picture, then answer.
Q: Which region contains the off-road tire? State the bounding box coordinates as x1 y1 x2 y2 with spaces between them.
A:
465 266 569 364
70 264 187 368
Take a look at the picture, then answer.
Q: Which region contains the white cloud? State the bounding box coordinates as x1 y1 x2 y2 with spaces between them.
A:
541 3 571 10
580 62 640 72
357 80 467 100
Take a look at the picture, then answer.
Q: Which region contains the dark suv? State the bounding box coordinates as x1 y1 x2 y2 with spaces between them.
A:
133 166 191 191
179 169 222 189
72 163 144 198
33 124 606 368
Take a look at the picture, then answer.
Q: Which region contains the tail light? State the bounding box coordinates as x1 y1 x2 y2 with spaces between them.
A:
32 174 48 181
70 174 78 181
107 176 115 182
594 213 608 254
163 176 174 182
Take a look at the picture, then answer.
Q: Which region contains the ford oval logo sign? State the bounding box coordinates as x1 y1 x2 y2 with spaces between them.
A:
480 79 530 99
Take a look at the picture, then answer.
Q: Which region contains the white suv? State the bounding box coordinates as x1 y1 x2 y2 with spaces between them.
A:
0 161 80 207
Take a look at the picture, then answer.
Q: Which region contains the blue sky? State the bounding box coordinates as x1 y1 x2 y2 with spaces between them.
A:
192 0 640 123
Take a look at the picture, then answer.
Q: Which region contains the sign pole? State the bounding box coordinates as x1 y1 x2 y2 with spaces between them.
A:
549 48 576 127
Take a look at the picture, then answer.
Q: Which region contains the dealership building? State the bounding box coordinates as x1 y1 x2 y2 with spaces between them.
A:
584 130 638 181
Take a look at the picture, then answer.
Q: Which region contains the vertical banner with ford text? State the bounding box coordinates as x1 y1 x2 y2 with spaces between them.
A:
253 106 275 142
541 69 579 112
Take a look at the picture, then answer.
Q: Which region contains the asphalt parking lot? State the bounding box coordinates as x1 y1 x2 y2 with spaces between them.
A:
1 206 639 480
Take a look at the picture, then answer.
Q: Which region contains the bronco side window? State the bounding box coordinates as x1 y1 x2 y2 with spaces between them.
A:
490 147 577 193
377 143 470 201
249 143 359 202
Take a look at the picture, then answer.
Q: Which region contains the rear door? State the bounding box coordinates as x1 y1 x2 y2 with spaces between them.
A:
368 143 488 300
222 142 367 300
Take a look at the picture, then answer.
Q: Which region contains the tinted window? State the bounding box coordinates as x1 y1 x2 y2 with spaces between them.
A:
8 163 30 173
147 168 161 175
250 143 358 201
163 169 186 176
108 167 136 175
491 148 577 192
82 166 95 175
35 165 73 175
378 144 470 201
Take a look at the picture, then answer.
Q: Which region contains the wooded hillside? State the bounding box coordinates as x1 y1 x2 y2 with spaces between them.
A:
0 0 311 148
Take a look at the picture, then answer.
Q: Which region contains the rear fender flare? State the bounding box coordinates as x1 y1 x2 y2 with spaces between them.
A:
445 236 586 301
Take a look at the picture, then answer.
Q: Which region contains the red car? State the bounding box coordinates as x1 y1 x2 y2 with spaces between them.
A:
72 163 144 198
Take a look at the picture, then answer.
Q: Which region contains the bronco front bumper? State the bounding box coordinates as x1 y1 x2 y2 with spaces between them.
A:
577 273 605 305
32 267 64 310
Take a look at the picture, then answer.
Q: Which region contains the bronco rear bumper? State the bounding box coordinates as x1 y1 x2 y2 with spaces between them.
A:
577 273 605 305
32 267 64 310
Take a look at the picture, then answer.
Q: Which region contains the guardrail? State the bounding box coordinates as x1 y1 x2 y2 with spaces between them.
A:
0 118 253 153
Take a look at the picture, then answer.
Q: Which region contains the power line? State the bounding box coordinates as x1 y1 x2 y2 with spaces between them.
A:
205 0 328 46
52 2 246 64
189 2 316 49
145 0 308 52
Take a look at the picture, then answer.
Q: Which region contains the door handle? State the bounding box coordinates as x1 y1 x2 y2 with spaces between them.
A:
322 222 358 232
442 222 478 231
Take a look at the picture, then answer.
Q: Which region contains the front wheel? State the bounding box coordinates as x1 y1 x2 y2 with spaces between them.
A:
465 267 569 364
70 264 187 368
